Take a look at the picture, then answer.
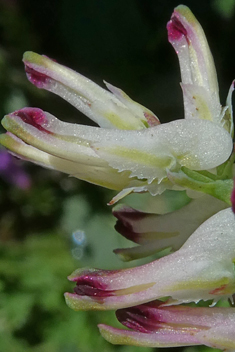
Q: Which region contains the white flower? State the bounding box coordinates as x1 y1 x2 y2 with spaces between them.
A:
0 5 233 204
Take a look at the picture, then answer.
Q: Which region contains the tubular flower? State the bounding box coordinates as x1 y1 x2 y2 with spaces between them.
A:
167 6 234 133
112 194 228 261
65 207 235 311
0 5 234 204
98 302 235 349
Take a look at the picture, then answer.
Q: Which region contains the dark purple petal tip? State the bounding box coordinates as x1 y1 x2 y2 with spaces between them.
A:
116 301 165 333
113 206 147 222
115 220 141 244
71 271 116 298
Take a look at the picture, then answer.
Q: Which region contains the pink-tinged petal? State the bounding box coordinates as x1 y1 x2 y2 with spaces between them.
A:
167 6 222 124
99 303 235 349
65 208 235 310
167 5 218 94
2 108 107 166
0 110 167 193
98 324 200 347
65 267 156 311
23 52 153 130
116 301 210 332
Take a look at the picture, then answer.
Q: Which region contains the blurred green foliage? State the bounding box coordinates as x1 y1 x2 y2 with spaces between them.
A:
213 0 235 18
0 232 149 352
0 0 234 351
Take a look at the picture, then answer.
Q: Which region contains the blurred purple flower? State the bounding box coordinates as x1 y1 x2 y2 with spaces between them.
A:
0 150 31 190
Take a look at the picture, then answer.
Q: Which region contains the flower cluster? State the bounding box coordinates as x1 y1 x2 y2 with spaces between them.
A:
1 5 235 350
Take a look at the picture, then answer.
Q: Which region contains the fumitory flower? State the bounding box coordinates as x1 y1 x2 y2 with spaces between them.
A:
0 5 234 204
98 302 235 349
65 207 235 311
112 194 228 261
0 3 235 350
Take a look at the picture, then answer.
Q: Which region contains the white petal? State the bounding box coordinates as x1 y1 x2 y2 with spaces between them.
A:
93 119 233 183
23 52 148 130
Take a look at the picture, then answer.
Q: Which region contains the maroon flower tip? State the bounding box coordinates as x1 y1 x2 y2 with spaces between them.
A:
167 15 188 43
115 220 141 244
113 206 147 222
116 302 164 333
74 275 114 298
24 63 50 88
11 108 52 134
231 180 235 214
116 307 150 333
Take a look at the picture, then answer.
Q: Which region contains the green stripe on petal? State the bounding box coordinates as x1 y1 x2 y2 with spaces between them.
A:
93 119 233 183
